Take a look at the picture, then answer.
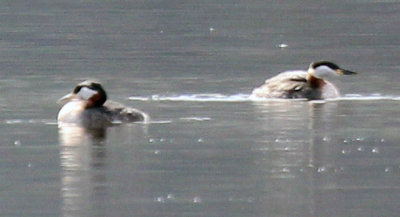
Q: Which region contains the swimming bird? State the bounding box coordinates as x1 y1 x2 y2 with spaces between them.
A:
251 61 357 100
57 80 148 128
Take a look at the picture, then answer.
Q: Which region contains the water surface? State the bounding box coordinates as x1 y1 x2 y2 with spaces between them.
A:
1 0 400 217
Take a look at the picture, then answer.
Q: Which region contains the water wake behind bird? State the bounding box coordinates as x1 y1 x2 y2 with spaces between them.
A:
129 93 400 103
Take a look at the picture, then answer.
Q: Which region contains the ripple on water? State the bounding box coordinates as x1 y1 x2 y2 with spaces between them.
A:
14 140 22 146
192 196 202 203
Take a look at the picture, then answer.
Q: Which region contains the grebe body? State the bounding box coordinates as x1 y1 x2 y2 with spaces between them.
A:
57 80 148 128
252 61 356 100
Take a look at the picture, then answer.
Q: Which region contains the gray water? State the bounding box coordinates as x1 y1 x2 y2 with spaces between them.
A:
1 0 400 217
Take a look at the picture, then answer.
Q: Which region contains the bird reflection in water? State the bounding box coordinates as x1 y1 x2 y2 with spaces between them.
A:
59 125 108 217
250 100 340 217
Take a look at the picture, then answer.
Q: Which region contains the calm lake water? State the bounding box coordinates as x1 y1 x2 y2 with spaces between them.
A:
1 0 400 217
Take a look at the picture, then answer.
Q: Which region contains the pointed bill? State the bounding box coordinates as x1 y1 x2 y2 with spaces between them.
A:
57 93 75 105
337 69 357 75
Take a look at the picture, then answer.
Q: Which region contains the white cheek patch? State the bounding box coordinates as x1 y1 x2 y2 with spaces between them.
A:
314 66 338 78
77 87 98 100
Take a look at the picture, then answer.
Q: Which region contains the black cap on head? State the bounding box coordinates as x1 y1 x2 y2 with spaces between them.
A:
311 61 340 70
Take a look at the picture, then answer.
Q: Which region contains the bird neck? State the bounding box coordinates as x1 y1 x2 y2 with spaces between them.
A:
307 73 326 88
85 93 104 109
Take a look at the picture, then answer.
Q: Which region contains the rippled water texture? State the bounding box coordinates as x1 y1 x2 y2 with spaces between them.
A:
1 0 400 217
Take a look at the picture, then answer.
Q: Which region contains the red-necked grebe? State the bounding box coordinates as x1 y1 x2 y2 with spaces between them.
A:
57 80 148 128
251 61 357 100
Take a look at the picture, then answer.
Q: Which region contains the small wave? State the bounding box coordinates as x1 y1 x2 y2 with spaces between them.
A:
129 93 400 103
333 94 400 101
180 117 212 121
127 96 150 101
147 120 173 124
4 119 57 125
129 94 251 102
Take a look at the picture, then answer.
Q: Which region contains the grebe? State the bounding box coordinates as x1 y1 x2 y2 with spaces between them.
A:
57 80 148 128
251 61 357 100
